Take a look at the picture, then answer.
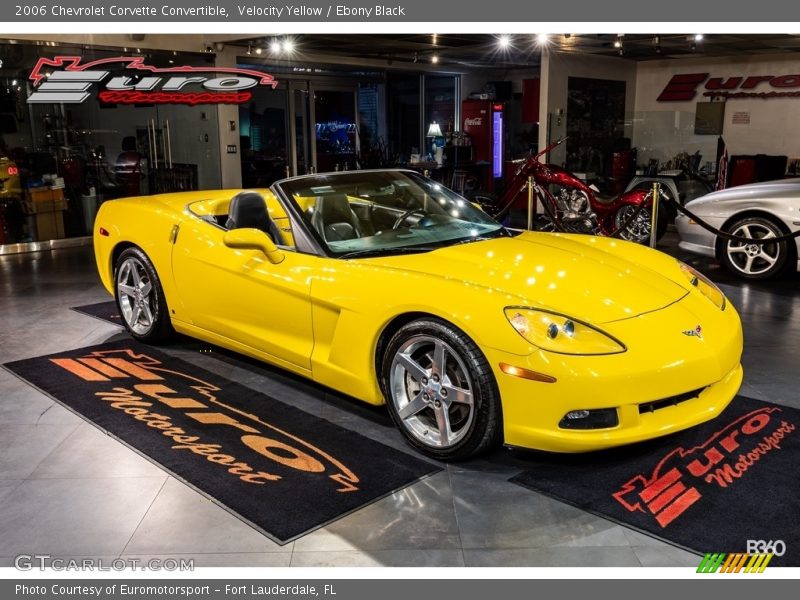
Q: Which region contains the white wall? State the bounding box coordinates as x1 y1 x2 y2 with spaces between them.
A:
633 54 800 167
214 47 243 189
539 51 638 165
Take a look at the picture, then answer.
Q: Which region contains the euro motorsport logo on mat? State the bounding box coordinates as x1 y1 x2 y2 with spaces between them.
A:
3 340 440 542
49 346 361 491
613 407 796 528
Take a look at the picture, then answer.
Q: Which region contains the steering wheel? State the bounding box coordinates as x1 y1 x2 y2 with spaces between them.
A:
392 208 427 229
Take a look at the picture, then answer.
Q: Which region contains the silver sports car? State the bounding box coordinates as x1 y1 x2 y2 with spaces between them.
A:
675 179 800 280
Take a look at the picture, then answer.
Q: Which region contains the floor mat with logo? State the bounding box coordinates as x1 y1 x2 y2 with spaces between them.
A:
4 340 439 544
511 396 800 566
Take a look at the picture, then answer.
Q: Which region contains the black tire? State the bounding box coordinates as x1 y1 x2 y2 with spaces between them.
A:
379 318 502 460
719 216 792 280
114 247 174 343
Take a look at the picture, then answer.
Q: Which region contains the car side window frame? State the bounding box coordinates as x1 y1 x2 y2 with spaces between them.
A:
270 182 331 257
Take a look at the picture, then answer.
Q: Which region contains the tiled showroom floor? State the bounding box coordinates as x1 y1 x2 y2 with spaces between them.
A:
0 235 797 567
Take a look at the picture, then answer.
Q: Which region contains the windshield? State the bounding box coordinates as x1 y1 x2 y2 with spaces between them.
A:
275 170 506 257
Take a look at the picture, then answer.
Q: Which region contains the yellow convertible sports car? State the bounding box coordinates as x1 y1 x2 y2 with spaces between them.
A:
94 169 743 460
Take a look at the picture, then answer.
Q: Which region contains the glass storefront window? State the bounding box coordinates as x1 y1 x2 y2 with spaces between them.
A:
240 84 290 188
387 73 422 161
357 83 386 168
424 75 456 144
388 73 458 163
314 89 357 173
0 41 221 247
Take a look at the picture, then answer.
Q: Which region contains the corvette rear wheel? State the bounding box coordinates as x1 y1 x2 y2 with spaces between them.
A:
114 247 174 343
381 318 502 460
721 217 790 280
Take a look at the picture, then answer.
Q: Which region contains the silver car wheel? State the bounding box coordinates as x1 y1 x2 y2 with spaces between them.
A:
726 222 781 277
389 335 475 449
614 205 652 243
116 257 156 336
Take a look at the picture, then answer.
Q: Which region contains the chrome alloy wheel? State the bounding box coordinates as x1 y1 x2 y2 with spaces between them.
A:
116 257 156 335
389 335 475 449
614 205 652 243
725 223 781 277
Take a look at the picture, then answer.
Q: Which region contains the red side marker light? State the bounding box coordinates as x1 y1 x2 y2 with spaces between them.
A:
99 227 110 237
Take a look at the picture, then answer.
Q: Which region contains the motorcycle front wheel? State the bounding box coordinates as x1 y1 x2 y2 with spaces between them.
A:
613 205 668 244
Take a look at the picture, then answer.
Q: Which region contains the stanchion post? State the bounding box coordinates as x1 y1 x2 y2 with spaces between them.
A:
527 176 534 231
649 182 659 248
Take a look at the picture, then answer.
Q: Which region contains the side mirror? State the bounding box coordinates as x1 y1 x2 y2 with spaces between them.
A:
222 228 285 264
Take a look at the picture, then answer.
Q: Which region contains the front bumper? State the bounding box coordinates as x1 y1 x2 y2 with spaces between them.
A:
488 292 743 453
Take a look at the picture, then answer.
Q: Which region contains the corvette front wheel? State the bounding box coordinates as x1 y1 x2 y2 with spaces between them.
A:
381 318 502 460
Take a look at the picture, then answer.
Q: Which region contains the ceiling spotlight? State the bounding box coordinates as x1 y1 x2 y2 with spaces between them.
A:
498 35 511 49
282 39 295 54
11 79 17 86
432 33 438 45
613 39 622 48
255 47 263 55
431 53 439 64
536 33 549 45
695 34 704 41
246 43 252 55
690 41 697 52
270 40 281 54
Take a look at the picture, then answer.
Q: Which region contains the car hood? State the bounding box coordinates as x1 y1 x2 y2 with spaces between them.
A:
687 178 800 208
362 233 688 324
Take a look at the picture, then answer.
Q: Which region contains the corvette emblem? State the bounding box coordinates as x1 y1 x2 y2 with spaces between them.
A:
683 325 703 339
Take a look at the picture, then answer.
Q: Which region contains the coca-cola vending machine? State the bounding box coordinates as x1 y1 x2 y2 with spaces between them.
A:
462 100 504 191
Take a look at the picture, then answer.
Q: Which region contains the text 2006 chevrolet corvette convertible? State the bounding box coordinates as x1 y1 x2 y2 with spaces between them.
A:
94 169 743 460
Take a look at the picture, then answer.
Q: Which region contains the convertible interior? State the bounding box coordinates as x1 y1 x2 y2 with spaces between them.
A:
187 184 440 251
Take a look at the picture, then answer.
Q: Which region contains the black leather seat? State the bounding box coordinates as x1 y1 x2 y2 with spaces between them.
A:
310 194 362 242
225 191 284 245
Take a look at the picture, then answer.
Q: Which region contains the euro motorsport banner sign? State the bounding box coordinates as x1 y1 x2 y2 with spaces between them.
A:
27 56 278 105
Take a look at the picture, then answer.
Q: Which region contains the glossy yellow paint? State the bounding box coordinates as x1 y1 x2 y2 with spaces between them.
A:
94 189 744 453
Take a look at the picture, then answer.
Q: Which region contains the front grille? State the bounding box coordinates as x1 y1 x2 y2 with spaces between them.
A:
638 387 707 414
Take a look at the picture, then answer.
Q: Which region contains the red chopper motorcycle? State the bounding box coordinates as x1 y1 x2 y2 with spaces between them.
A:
474 137 668 244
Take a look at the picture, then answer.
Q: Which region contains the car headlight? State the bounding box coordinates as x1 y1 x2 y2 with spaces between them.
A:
504 308 626 355
678 262 726 310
